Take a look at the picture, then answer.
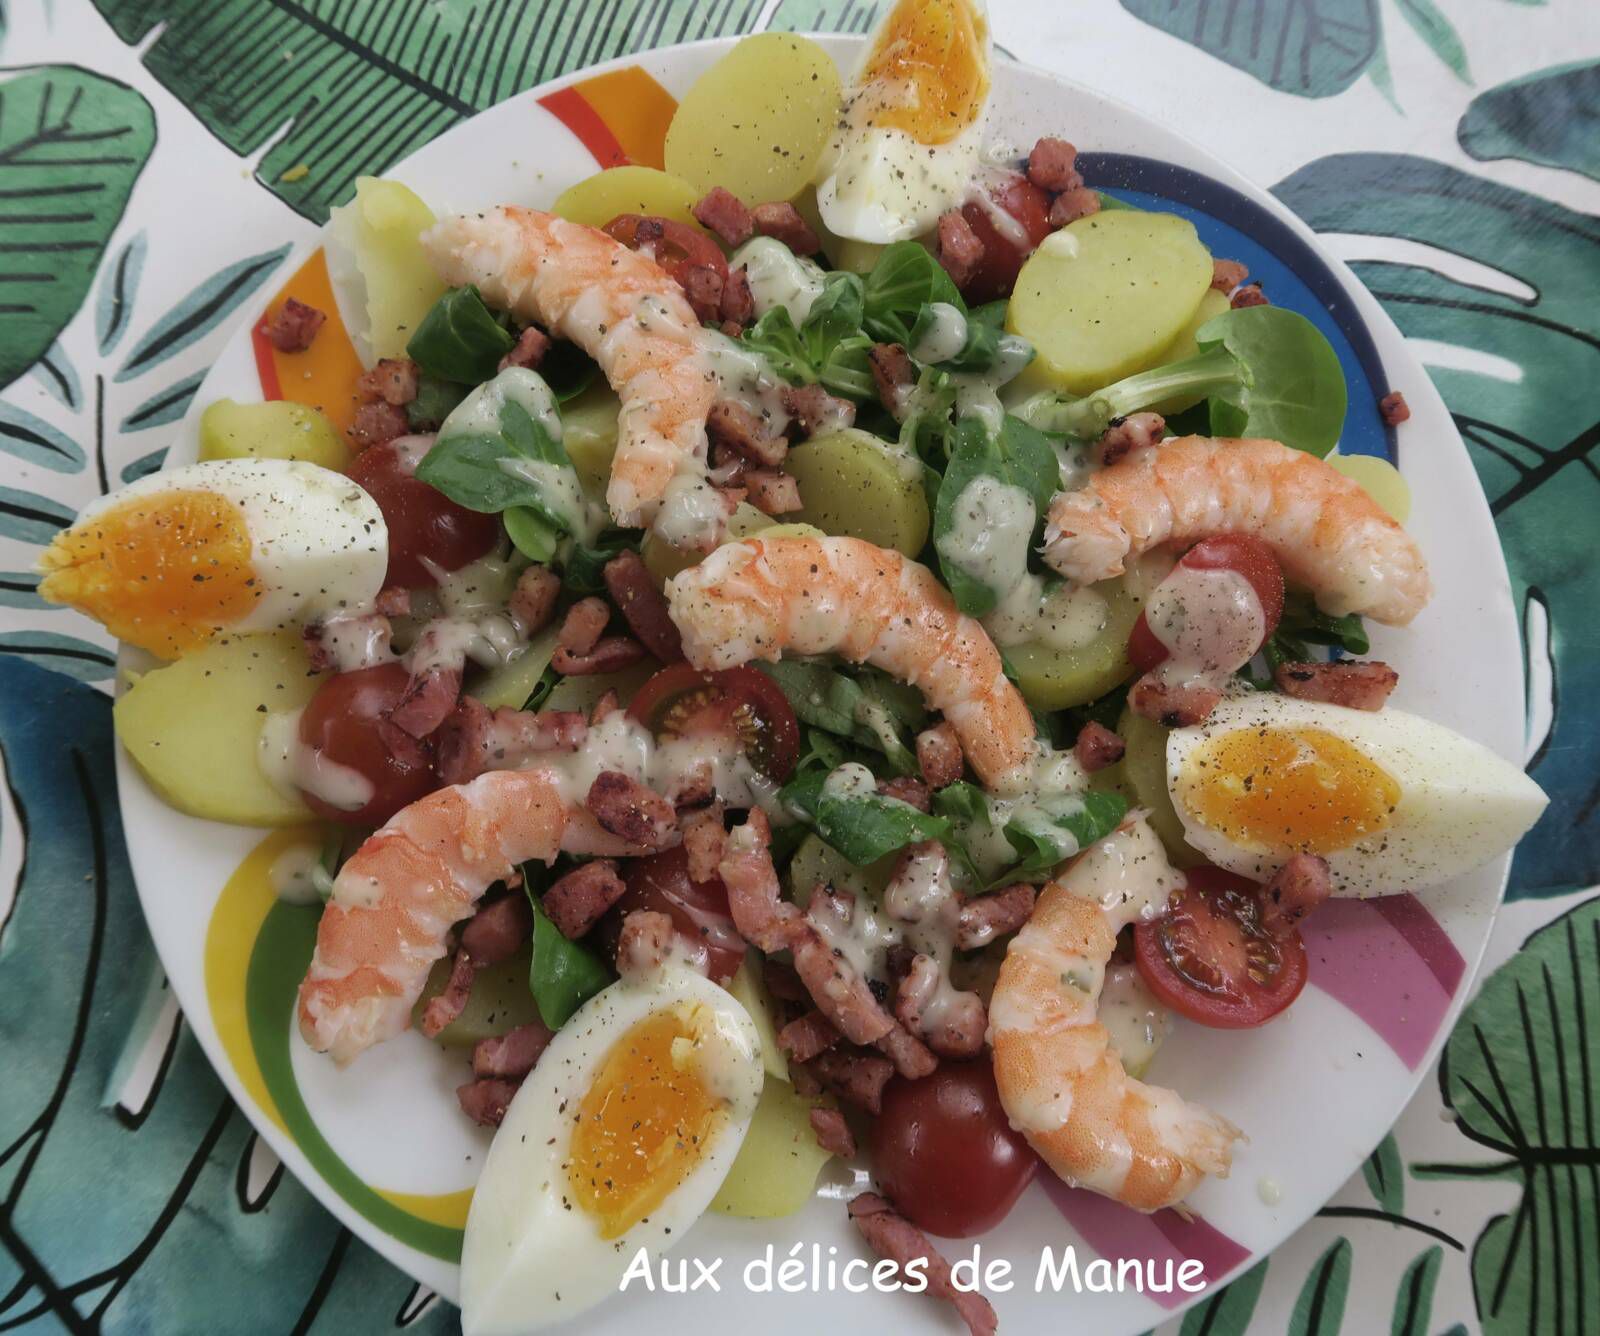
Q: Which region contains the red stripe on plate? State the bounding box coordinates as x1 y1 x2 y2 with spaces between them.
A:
538 87 629 169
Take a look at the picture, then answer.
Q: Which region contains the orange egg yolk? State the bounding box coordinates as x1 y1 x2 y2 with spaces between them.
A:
856 0 989 145
1180 726 1401 854
568 1010 722 1240
37 489 260 658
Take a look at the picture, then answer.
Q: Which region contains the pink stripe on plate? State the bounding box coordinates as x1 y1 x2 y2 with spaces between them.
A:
1039 1177 1250 1310
1302 894 1466 1070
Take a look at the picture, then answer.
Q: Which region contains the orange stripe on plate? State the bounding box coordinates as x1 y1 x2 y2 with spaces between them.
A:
569 67 677 171
539 86 630 170
252 248 365 434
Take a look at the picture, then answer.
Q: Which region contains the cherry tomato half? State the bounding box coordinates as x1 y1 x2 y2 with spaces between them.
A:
347 439 499 588
1126 534 1286 674
956 171 1052 304
1133 865 1308 1029
603 214 728 288
870 1060 1038 1238
601 845 746 983
628 663 800 782
297 663 438 826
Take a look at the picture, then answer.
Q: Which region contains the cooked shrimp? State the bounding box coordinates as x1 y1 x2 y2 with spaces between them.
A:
989 819 1240 1210
422 207 724 547
666 534 1035 789
1043 436 1431 624
298 768 642 1065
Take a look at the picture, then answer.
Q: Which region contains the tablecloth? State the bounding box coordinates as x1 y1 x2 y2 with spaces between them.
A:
1 1 1597 1331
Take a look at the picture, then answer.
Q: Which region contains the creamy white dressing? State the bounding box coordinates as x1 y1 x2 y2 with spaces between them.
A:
1036 227 1081 263
935 474 1035 599
821 760 879 802
981 576 1109 651
409 549 536 671
654 470 732 553
732 237 827 325
307 611 395 672
1100 963 1172 1076
1144 564 1266 691
965 165 1033 249
259 708 376 813
1056 819 1182 927
881 843 973 1034
268 840 327 906
912 302 969 364
440 366 564 446
498 456 599 542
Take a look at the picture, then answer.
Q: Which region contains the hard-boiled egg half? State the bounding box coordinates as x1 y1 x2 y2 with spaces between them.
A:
461 967 763 1336
814 0 991 243
37 458 388 659
1167 693 1547 896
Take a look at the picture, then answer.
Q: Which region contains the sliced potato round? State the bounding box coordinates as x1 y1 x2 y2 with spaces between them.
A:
552 165 702 231
710 1079 837 1218
328 176 445 362
414 945 541 1048
1150 287 1231 415
560 381 622 493
640 501 780 586
784 832 894 902
784 428 929 555
198 399 350 471
1115 708 1205 867
1327 452 1411 523
1007 578 1142 711
114 631 320 826
1008 210 1213 395
665 33 842 202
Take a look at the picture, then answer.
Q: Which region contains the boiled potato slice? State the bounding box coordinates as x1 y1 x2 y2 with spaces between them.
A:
728 955 789 1082
198 399 349 471
1327 452 1411 523
1008 211 1212 395
542 660 658 715
1007 577 1143 712
328 176 445 361
1114 708 1204 868
114 632 320 826
710 1079 839 1218
795 186 885 274
784 429 929 555
1151 288 1231 415
560 381 622 492
784 833 893 902
471 627 559 711
553 165 702 230
414 944 541 1048
665 33 842 202
640 501 780 585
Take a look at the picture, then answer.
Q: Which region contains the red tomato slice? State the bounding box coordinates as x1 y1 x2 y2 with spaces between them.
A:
1126 533 1286 674
956 171 1052 304
602 845 746 983
603 214 728 286
628 663 799 782
1133 865 1308 1029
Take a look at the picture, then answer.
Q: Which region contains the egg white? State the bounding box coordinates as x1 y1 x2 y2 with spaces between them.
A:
72 457 388 632
1166 693 1548 896
460 968 763 1336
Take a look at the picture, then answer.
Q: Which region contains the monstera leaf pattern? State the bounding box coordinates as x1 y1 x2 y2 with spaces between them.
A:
0 66 155 391
1275 153 1600 899
1458 60 1600 181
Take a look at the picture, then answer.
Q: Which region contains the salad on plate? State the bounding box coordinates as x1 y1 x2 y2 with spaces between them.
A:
37 2 1548 1333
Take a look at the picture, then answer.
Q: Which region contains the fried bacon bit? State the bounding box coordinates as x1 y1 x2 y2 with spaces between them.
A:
347 400 409 449
848 1193 998 1336
779 1010 842 1063
1073 719 1126 772
1097 411 1166 467
746 468 803 515
388 664 463 739
751 200 820 255
617 909 675 977
356 357 419 406
1027 136 1082 192
1379 390 1411 425
1048 186 1100 229
693 186 754 247
1212 258 1250 292
780 383 856 438
764 958 808 1004
956 883 1037 950
421 948 479 1037
707 398 787 468
895 954 986 1059
374 586 411 618
603 549 683 662
878 776 932 812
679 263 726 325
1129 675 1222 727
915 721 964 788
459 892 533 965
557 598 609 657
1231 282 1269 309
542 859 627 939
1274 659 1399 711
472 1021 554 1080
935 209 984 289
586 771 677 847
499 325 551 372
721 265 755 327
810 1107 856 1158
805 1047 895 1114
508 564 560 634
681 803 728 884
876 1023 938 1079
552 637 646 675
590 689 621 725
456 1077 519 1128
263 297 325 352
435 698 587 784
868 341 916 414
1261 853 1333 927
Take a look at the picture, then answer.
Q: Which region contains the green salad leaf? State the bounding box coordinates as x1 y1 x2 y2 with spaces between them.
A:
780 767 953 867
405 373 468 430
526 886 612 1029
1260 591 1370 675
407 284 515 383
1001 790 1128 877
863 241 965 344
740 269 876 401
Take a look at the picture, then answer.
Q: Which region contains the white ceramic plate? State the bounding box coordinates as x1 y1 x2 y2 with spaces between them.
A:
116 34 1523 1334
